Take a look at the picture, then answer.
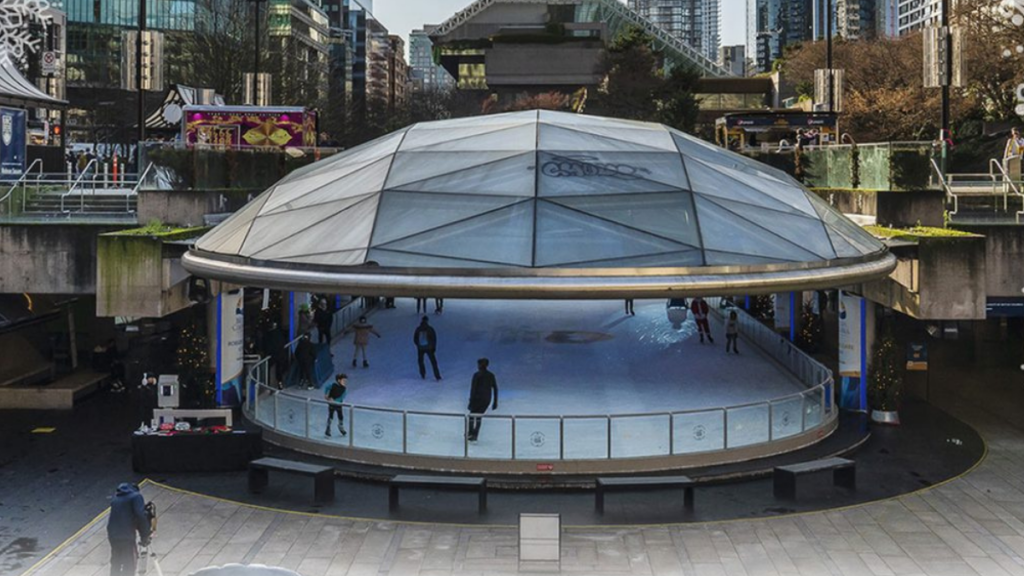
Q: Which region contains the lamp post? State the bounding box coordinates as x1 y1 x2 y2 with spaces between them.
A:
136 0 146 145
826 0 833 113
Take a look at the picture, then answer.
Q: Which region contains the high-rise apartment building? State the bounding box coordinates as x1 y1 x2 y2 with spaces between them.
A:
387 35 409 110
896 0 941 34
718 45 745 76
751 0 814 72
409 27 455 93
629 0 720 63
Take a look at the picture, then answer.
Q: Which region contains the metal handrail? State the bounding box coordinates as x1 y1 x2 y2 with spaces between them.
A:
989 159 1024 222
128 162 153 213
931 157 959 215
245 300 836 460
0 159 43 215
60 159 97 214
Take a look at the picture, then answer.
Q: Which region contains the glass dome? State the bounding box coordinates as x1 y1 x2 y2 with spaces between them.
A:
186 110 894 298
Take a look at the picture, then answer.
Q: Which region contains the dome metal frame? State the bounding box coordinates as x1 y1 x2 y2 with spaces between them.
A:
183 110 897 297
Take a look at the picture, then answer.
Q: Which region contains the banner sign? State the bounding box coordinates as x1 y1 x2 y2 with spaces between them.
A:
183 106 317 148
774 293 791 331
217 289 245 406
0 107 26 178
838 292 868 410
906 342 929 371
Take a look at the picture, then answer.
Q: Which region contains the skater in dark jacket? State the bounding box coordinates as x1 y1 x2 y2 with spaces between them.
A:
413 316 442 380
107 482 151 576
314 299 334 344
467 358 498 441
294 333 317 389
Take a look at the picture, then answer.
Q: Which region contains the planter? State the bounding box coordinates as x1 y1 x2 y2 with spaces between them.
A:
870 409 900 425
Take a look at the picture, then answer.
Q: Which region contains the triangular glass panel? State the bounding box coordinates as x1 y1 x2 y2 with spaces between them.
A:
704 161 817 217
367 248 500 269
685 157 806 214
704 250 799 266
264 154 387 213
390 152 536 197
694 195 820 262
377 202 534 266
535 201 692 267
278 129 406 185
669 130 802 188
277 249 368 266
195 192 269 254
417 110 538 130
385 150 528 190
371 191 525 245
401 123 537 152
806 192 883 255
562 249 704 268
241 194 378 256
701 196 837 259
537 152 688 196
539 123 673 153
263 157 391 213
249 195 380 259
549 192 701 247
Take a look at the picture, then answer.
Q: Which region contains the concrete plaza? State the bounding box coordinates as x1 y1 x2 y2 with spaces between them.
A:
22 391 1024 576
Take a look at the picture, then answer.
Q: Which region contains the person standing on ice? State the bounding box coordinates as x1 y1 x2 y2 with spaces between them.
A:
467 358 498 442
691 297 714 344
345 316 381 368
725 310 739 354
413 316 442 380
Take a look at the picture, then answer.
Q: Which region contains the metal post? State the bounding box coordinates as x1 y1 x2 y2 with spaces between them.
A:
403 411 408 454
136 0 146 145
559 417 564 460
606 416 612 459
349 407 354 447
723 408 729 448
768 402 774 442
801 393 808 431
304 398 310 438
273 390 279 429
826 0 833 113
668 414 674 455
511 416 517 459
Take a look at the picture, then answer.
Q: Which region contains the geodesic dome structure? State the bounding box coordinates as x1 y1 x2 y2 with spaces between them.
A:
184 110 894 298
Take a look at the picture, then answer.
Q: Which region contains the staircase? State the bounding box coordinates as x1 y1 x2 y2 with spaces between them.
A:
23 189 137 219
934 158 1024 224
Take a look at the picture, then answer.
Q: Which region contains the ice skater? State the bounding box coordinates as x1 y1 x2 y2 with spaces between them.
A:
106 482 151 576
691 296 714 343
294 333 317 389
416 297 428 314
324 373 347 437
467 358 498 442
624 298 635 315
314 299 334 344
725 310 739 354
434 297 444 314
345 316 381 368
413 316 442 380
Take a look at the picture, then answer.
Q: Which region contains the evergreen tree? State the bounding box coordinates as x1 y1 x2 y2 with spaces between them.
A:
176 317 214 408
869 327 903 411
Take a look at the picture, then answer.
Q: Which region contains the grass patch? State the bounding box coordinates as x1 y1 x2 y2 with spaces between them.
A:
864 225 979 241
106 219 209 240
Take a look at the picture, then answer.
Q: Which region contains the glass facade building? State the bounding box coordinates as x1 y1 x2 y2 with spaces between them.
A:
409 28 455 94
628 0 721 63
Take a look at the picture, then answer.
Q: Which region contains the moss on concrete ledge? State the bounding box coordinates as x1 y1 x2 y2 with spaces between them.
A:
864 225 980 242
104 220 209 241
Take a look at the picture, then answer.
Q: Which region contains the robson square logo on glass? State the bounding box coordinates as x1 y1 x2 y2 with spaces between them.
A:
541 155 652 180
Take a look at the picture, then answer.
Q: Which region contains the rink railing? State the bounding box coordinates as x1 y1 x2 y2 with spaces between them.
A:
242 302 836 461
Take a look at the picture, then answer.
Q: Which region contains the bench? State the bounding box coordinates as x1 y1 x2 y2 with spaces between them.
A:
773 457 855 499
248 457 335 503
595 476 695 514
389 475 487 513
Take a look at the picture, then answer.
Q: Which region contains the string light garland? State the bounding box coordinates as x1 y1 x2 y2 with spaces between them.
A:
869 328 903 411
176 318 213 408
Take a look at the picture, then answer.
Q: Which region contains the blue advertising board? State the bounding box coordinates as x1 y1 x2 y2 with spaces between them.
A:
0 107 26 179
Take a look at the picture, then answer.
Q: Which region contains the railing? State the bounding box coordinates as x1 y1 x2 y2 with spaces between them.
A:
243 301 836 462
939 157 1024 222
0 158 43 215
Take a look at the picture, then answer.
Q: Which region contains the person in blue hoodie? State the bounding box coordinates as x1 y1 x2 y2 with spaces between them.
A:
107 482 151 576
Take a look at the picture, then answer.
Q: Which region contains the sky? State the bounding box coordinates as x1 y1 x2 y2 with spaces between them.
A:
372 0 747 55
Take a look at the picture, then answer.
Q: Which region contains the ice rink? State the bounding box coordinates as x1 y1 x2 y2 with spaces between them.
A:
308 298 804 415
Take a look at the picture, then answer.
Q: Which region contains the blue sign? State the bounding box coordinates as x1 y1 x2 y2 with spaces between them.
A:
0 107 26 179
986 297 1024 318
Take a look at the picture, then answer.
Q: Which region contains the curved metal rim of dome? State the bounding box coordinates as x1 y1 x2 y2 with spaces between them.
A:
182 249 897 299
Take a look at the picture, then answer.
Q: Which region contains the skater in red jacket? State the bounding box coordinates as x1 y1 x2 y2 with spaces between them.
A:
690 297 714 344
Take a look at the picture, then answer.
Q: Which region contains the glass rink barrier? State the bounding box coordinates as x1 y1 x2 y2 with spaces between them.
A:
244 304 837 462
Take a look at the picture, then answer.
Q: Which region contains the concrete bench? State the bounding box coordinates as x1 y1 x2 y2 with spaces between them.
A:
248 457 335 503
389 475 487 513
774 457 855 499
595 475 695 513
